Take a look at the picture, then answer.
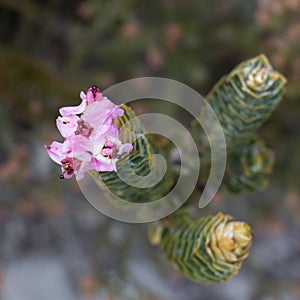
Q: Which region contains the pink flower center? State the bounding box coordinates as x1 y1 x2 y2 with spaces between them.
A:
60 158 74 178
75 120 93 137
101 141 121 159
86 85 103 103
91 85 101 98
60 157 83 179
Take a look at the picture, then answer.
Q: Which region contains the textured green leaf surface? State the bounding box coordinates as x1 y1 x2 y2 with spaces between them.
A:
192 54 286 193
205 54 286 145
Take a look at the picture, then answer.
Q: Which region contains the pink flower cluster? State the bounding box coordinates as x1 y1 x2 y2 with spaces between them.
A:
45 86 133 180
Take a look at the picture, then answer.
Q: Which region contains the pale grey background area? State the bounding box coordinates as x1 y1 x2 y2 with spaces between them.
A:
2 256 77 300
1 150 299 300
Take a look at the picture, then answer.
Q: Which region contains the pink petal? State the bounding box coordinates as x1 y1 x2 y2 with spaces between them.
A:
105 141 114 148
97 124 119 143
101 148 113 156
46 86 130 179
100 98 123 119
90 119 113 140
93 158 115 172
82 99 121 127
59 99 87 116
82 101 112 124
61 166 74 179
117 108 124 117
62 136 91 161
75 160 96 180
86 86 103 103
56 115 80 138
89 133 106 157
107 124 119 138
45 141 63 165
119 143 133 155
80 91 86 100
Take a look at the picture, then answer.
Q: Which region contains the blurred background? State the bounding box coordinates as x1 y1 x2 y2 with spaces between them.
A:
0 0 300 299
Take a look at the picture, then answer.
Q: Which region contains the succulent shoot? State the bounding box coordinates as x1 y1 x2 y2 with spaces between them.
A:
149 210 252 283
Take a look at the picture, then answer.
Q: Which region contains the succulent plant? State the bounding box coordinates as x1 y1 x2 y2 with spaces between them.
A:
46 54 286 284
149 209 252 283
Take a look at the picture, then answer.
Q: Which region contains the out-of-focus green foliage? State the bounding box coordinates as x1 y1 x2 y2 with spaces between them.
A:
1 0 299 189
225 136 274 193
